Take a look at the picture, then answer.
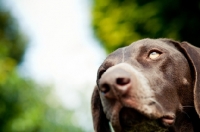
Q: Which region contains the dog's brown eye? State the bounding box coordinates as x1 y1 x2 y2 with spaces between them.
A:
149 51 161 59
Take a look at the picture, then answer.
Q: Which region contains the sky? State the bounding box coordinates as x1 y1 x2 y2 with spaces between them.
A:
3 0 106 130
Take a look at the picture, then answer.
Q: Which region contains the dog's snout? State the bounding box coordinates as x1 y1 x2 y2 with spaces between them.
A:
100 77 131 96
99 64 132 98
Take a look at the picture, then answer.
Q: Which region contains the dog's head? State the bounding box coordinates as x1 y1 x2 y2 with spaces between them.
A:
91 38 200 132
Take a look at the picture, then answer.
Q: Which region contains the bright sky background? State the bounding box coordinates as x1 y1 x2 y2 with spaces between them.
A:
4 0 106 130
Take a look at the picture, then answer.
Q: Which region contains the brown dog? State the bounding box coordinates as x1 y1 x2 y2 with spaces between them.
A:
91 38 200 132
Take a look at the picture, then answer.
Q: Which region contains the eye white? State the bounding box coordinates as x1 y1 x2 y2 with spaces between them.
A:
149 51 161 59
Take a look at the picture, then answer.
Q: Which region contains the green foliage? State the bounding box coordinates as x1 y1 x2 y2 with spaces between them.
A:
0 1 85 132
0 2 27 63
0 69 84 132
92 0 200 53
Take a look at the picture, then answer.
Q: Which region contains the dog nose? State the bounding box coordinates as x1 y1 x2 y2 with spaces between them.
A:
99 68 131 98
100 77 131 93
115 77 131 95
116 77 130 86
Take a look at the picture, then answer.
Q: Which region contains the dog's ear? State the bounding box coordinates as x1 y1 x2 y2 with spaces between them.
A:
180 42 200 116
160 39 200 116
91 86 111 132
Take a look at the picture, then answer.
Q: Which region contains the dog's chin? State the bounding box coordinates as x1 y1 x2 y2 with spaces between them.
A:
119 107 169 132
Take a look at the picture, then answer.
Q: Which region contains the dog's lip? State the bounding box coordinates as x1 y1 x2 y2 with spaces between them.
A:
161 115 175 126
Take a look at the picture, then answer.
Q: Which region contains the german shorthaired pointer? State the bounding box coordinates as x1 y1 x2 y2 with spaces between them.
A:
91 38 200 132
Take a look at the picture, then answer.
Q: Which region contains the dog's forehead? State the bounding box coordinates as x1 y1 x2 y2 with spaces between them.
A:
109 38 175 58
128 38 173 50
100 38 180 70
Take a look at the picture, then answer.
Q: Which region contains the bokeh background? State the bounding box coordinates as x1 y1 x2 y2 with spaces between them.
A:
1 0 200 131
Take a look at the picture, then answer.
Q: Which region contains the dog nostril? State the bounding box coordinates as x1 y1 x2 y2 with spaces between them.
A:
116 77 130 86
148 101 156 106
100 84 110 94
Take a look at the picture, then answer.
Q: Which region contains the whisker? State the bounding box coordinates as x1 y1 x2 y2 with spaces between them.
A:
182 106 194 108
181 106 195 119
182 111 191 118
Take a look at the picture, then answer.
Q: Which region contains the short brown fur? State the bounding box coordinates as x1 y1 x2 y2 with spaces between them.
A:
91 38 200 132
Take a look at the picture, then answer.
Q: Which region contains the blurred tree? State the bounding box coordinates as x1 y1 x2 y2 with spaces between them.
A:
0 1 85 132
92 0 200 53
0 2 26 63
0 71 84 132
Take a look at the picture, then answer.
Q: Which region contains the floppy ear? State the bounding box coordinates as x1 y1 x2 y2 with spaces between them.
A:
180 42 200 116
91 86 111 132
160 39 200 116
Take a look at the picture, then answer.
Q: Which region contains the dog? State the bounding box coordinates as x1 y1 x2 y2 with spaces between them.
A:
91 38 200 132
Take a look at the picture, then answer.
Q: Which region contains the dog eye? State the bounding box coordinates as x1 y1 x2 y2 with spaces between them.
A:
149 51 161 59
